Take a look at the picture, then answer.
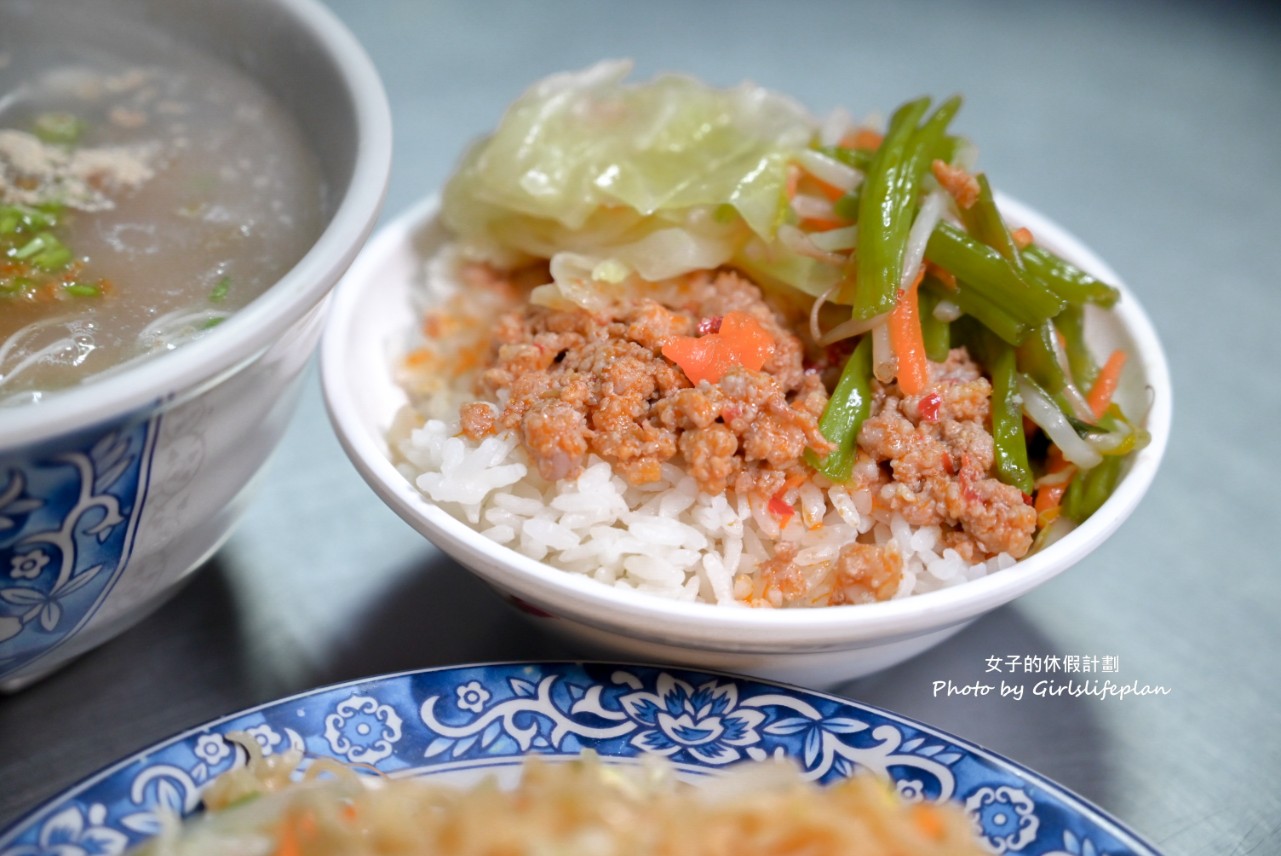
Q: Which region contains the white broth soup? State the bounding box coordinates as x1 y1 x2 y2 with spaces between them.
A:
0 2 326 403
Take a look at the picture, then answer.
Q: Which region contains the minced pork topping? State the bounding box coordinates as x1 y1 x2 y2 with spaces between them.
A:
415 261 1037 605
859 350 1037 561
463 268 833 501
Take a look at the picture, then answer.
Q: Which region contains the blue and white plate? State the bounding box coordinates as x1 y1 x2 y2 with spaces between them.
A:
0 662 1158 855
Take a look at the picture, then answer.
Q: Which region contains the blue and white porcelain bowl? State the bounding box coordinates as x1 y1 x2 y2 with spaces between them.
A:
0 663 1161 855
0 0 392 690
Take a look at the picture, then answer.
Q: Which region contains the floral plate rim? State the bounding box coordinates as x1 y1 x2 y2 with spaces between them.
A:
0 661 1160 856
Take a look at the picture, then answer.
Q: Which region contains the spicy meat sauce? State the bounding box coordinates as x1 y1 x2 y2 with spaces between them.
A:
455 264 1035 605
465 269 831 500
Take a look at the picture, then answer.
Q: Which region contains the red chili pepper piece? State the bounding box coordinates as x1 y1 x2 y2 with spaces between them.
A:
768 490 795 525
697 315 723 335
919 391 942 422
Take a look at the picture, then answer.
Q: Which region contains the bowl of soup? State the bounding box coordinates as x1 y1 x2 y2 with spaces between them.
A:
0 0 391 689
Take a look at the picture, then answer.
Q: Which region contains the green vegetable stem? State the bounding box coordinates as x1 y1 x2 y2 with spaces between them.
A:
917 287 951 362
988 339 1034 494
1021 244 1120 308
925 223 1064 326
922 275 1028 346
851 96 961 320
807 335 874 482
1062 454 1123 521
959 173 1024 269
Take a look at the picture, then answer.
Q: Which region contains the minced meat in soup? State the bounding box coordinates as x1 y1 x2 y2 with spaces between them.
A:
0 2 325 402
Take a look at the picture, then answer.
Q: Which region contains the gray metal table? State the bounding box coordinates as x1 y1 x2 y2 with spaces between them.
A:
3 2 1279 853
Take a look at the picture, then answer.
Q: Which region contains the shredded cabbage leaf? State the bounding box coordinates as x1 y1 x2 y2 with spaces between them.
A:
441 60 825 306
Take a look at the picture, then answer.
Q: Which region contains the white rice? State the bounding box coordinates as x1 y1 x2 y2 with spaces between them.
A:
391 248 1015 607
393 413 1015 606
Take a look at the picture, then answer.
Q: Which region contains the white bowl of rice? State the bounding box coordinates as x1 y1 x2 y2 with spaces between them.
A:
320 188 1169 689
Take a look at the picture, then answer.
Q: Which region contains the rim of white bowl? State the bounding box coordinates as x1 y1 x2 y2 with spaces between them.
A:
322 193 1171 651
0 0 392 449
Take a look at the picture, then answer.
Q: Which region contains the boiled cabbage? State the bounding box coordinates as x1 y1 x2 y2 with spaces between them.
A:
440 60 831 302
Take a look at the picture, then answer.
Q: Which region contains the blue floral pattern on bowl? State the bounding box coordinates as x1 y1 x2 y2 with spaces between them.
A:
0 417 159 681
0 663 1161 855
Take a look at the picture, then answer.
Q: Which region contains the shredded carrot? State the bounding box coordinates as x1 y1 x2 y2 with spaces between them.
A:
931 159 980 209
1087 349 1127 419
887 267 928 395
790 168 848 227
1034 482 1065 515
785 165 853 230
911 804 946 841
1033 447 1073 524
1011 226 1034 249
662 311 775 386
798 215 847 232
784 163 800 200
801 174 847 203
403 347 434 367
926 262 956 289
275 814 302 856
840 128 883 151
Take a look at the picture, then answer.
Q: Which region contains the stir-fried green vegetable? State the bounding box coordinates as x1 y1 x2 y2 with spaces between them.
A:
991 345 1035 495
849 97 930 319
807 335 873 482
778 92 1144 527
1062 454 1123 521
917 288 951 362
960 174 1024 267
924 224 1064 326
923 275 1027 346
1021 244 1120 307
851 97 960 321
